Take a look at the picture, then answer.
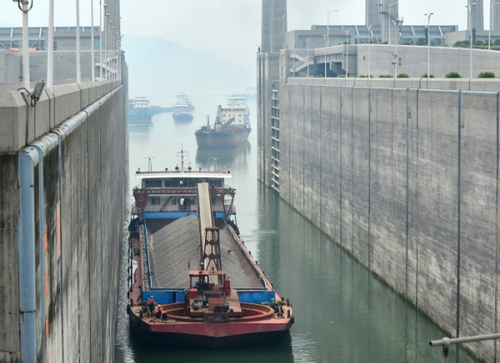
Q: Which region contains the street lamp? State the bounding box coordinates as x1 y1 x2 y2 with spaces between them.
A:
76 0 81 83
91 0 95 82
14 0 33 90
306 38 310 78
392 20 398 78
345 30 350 77
323 34 327 78
425 13 434 79
368 25 372 82
282 14 286 49
47 0 54 91
490 2 500 50
326 10 338 48
388 1 398 45
466 3 476 78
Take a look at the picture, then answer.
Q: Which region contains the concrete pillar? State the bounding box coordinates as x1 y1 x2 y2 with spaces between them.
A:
492 0 500 30
366 0 381 27
469 0 484 31
261 0 287 53
379 0 399 44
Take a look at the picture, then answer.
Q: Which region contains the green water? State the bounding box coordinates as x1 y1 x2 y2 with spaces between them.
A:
116 96 479 363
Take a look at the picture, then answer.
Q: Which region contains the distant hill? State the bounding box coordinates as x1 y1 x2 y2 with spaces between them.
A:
122 35 255 100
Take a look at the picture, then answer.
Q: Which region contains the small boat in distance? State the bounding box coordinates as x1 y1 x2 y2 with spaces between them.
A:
172 104 194 121
128 96 153 125
174 92 195 111
195 97 251 148
223 95 250 129
127 149 294 347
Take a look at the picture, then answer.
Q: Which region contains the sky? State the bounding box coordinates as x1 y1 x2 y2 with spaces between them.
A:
0 0 485 68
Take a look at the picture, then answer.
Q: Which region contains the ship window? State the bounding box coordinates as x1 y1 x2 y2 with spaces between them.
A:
139 195 143 201
210 180 222 187
151 197 160 205
165 180 172 187
145 179 162 187
172 198 177 205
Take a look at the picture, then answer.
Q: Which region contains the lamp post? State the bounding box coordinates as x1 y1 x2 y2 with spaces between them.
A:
282 14 286 49
425 12 433 79
76 0 81 83
345 30 350 77
490 2 500 50
99 1 102 80
48 0 54 91
368 25 372 82
323 34 327 78
388 1 398 45
306 38 310 78
392 20 398 78
91 0 95 82
326 10 337 48
466 3 477 78
15 0 33 90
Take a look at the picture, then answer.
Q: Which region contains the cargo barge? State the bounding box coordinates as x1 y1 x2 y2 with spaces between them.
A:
127 149 293 347
195 102 251 148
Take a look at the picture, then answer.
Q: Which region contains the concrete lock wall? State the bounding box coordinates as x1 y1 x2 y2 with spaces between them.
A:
0 81 127 362
277 82 500 362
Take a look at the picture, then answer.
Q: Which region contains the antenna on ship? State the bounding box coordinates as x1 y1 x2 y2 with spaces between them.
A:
177 145 191 172
212 157 219 171
145 156 155 172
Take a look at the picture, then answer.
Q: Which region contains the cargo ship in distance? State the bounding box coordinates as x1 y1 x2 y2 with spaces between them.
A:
195 96 251 148
172 104 194 121
128 96 153 125
127 149 293 347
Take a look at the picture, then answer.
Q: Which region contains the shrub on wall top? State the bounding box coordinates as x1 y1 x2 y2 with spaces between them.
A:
379 74 393 78
421 73 435 78
445 72 462 78
478 71 496 78
397 73 410 78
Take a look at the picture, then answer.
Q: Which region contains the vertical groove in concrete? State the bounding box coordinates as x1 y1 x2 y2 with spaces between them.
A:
495 91 500 360
405 88 409 299
415 88 420 309
456 91 462 337
319 85 323 229
57 136 65 362
368 87 372 271
339 86 343 246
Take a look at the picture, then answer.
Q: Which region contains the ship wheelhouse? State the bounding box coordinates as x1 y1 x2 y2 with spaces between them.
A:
132 170 235 220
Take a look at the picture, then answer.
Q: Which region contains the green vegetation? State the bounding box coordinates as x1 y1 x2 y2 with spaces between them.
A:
379 74 393 78
478 71 496 78
416 37 426 46
401 41 411 45
338 74 346 78
445 72 462 78
421 73 435 78
397 73 409 78
454 40 470 48
440 43 449 47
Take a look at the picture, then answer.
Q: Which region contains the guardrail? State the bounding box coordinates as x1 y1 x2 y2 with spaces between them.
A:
429 333 500 362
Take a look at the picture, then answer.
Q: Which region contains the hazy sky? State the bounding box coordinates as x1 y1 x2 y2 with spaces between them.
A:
0 1 484 68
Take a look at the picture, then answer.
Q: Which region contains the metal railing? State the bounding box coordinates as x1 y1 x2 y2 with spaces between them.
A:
429 333 500 362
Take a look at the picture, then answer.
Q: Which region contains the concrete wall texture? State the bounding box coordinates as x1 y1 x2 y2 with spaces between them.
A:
0 80 127 362
272 82 500 362
0 52 20 83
